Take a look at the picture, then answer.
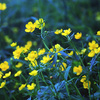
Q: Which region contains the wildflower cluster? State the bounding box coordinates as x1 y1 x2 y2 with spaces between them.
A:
0 17 100 100
0 3 6 10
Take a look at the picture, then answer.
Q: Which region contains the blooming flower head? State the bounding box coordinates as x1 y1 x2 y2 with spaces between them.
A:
14 70 22 77
88 40 99 50
15 62 23 68
83 81 91 89
59 62 67 71
38 48 45 56
61 28 71 36
73 65 82 75
0 3 7 10
35 18 45 29
3 71 11 78
55 29 63 34
80 75 86 83
13 46 24 59
0 81 6 88
29 70 38 76
27 83 36 90
40 55 52 64
74 32 82 39
25 51 38 61
30 60 37 67
88 50 95 57
10 42 17 47
19 84 26 91
68 51 73 56
24 41 32 52
96 31 100 35
0 61 9 71
25 22 36 32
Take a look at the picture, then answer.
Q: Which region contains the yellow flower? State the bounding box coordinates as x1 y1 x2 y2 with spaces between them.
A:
83 81 91 89
3 71 11 78
0 3 7 10
88 50 95 57
35 18 45 29
10 42 17 47
25 22 36 32
19 84 26 91
38 48 45 55
14 70 22 77
13 46 23 59
73 65 82 75
55 29 63 34
55 44 63 55
29 70 38 76
0 61 9 71
40 55 52 64
61 28 71 36
23 41 32 53
25 51 38 62
74 32 82 39
80 75 86 83
68 51 73 56
15 62 23 68
30 60 37 67
27 83 36 90
59 62 67 71
96 31 100 36
0 71 3 78
88 40 99 50
0 81 6 88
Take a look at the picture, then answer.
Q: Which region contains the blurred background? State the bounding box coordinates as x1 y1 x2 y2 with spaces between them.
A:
0 0 100 61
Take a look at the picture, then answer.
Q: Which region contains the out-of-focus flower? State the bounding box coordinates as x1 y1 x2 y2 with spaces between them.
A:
0 3 7 10
74 32 82 39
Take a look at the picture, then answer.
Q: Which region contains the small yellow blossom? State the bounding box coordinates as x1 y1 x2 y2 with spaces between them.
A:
80 75 86 83
3 71 11 78
25 22 36 32
10 42 17 47
68 51 73 56
88 40 99 50
88 50 95 57
15 62 23 68
59 62 67 71
0 81 6 88
29 70 38 76
13 46 24 59
83 81 91 89
74 32 82 39
96 31 100 36
14 70 22 77
0 61 9 71
55 29 63 34
0 71 3 78
38 48 45 55
35 18 45 29
30 60 37 67
25 51 38 62
61 28 71 36
0 3 7 10
19 84 26 91
73 65 82 75
40 55 52 64
27 83 36 90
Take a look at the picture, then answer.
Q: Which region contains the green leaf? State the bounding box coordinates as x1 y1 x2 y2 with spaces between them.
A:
64 66 71 80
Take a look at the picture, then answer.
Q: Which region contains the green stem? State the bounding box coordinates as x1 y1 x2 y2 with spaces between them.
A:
5 86 16 100
65 82 71 100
